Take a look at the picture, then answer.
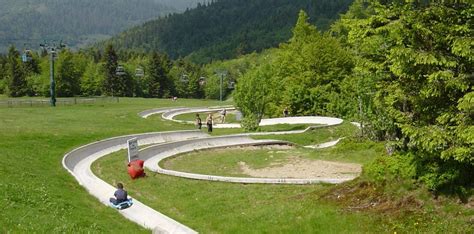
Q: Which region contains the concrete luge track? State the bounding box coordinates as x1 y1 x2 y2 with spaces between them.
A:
139 107 348 184
63 106 348 233
140 135 355 184
138 107 184 118
62 130 206 233
159 107 343 129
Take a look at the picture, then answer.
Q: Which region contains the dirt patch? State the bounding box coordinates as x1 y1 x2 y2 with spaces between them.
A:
323 181 431 217
238 157 361 179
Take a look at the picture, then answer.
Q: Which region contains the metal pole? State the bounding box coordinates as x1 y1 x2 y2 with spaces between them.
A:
220 73 223 102
50 52 56 107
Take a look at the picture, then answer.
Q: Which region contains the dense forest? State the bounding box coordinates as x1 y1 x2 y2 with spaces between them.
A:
0 0 205 52
157 0 209 11
102 0 353 63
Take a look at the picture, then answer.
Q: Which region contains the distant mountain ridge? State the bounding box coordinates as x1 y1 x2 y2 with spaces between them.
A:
102 0 353 63
0 0 205 52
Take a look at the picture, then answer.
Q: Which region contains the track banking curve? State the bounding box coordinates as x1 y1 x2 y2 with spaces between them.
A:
63 106 346 233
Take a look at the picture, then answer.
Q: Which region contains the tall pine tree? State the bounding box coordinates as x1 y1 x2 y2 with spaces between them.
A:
6 46 27 97
147 52 172 98
0 54 7 94
103 44 119 96
343 1 473 191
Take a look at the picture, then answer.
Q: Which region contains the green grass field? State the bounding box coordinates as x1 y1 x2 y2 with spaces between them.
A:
94 150 387 233
93 127 473 233
2 98 472 233
0 98 227 232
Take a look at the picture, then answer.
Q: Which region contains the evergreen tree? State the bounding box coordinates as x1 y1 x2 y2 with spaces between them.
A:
146 52 172 98
120 69 134 97
0 54 7 94
6 45 27 97
23 52 41 75
170 59 203 98
103 44 121 96
290 11 318 44
343 1 473 191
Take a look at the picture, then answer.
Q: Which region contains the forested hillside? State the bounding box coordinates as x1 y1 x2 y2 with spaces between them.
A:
0 0 204 52
103 0 353 63
235 1 473 192
159 0 208 11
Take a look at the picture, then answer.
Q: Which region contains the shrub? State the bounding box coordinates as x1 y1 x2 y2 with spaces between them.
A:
241 113 260 131
364 152 416 183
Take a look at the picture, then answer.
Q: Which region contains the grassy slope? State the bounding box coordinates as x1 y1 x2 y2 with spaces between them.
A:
0 98 227 232
2 98 471 232
93 151 383 233
93 117 473 233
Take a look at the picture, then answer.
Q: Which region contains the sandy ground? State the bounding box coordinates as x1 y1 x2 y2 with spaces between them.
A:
238 157 361 179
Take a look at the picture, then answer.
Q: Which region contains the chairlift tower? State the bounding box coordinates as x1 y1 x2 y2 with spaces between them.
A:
216 70 228 102
40 42 66 107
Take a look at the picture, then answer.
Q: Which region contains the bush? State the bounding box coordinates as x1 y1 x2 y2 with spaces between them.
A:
0 79 5 94
241 113 260 131
364 152 416 183
416 158 474 193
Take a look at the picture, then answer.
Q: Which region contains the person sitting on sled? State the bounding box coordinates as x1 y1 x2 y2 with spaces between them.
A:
110 182 128 205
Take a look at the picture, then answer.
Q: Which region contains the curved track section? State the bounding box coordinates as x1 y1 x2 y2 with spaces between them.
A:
161 107 216 123
304 138 344 149
140 135 355 184
159 107 343 129
64 106 348 232
62 130 207 233
138 107 184 119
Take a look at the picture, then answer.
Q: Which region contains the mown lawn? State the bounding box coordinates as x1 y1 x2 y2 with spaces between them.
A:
0 98 227 232
94 150 386 233
3 97 472 233
92 120 473 233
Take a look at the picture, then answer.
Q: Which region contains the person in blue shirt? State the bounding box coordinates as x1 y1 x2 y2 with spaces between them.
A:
110 182 128 205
